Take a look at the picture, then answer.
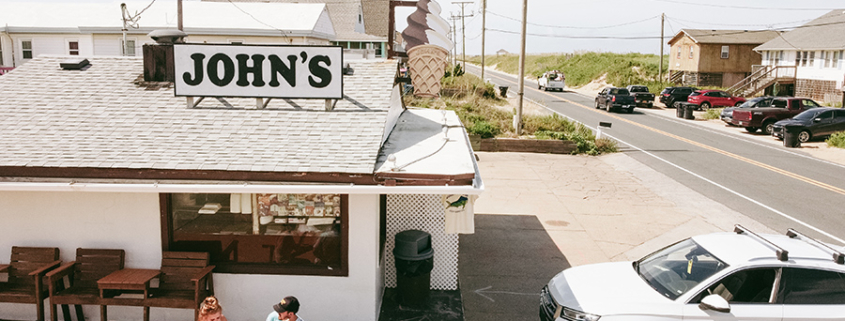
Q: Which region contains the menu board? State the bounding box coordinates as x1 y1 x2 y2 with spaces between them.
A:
257 193 342 226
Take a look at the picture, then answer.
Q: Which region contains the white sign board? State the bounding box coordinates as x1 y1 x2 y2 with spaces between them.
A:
174 44 343 99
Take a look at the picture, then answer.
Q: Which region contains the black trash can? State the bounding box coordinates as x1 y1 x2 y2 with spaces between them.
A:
683 104 695 120
498 86 509 97
676 103 684 118
393 230 434 307
783 125 802 148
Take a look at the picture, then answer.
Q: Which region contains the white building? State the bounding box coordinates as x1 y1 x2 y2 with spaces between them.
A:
0 39 481 320
754 9 845 104
0 1 337 68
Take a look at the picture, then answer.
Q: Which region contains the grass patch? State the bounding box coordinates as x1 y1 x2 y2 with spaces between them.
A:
702 108 722 120
470 52 697 93
827 132 845 148
402 67 617 155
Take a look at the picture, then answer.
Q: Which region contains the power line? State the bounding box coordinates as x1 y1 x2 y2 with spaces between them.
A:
667 16 814 28
226 0 290 41
488 28 661 39
651 0 840 11
487 10 660 29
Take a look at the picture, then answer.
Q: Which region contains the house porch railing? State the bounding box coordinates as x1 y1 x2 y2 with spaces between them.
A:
0 67 14 75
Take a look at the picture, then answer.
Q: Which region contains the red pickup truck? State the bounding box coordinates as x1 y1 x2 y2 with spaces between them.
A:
731 97 822 135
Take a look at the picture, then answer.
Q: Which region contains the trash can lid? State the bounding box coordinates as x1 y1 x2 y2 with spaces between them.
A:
393 230 434 260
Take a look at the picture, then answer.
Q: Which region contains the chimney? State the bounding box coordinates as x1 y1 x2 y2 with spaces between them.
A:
143 29 187 82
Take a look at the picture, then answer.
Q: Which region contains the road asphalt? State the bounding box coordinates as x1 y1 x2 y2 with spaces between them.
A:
460 151 775 321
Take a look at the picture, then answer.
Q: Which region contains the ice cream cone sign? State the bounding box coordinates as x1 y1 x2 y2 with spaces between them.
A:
401 0 452 98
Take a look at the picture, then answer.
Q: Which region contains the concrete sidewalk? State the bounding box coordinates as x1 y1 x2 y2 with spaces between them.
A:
460 151 774 320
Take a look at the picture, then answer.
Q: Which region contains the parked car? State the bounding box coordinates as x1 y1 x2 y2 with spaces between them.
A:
541 225 845 321
538 70 565 92
772 107 845 143
721 96 775 125
686 90 746 110
626 85 655 108
730 97 821 135
659 86 696 108
595 87 636 113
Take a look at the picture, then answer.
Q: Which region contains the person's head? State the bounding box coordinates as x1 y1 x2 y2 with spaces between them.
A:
199 296 224 321
273 296 300 320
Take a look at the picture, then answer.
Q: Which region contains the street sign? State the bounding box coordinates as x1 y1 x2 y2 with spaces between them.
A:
174 44 343 99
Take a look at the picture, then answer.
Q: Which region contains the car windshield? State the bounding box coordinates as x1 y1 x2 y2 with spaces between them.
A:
636 238 728 301
738 97 768 108
630 86 648 92
793 109 823 121
689 92 701 96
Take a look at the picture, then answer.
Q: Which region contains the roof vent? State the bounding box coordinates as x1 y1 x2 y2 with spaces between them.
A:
343 63 354 76
60 58 90 70
148 29 187 44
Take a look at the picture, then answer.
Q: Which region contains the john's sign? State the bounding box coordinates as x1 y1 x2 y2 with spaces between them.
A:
174 44 342 99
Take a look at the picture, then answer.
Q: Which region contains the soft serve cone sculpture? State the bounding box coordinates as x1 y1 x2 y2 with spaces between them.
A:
401 0 452 98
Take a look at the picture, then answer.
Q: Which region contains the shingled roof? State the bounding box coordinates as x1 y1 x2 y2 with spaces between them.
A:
755 9 845 51
668 29 781 45
0 56 397 178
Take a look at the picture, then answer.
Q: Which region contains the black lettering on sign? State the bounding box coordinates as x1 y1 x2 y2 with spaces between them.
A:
207 53 235 86
236 54 266 87
269 55 297 87
308 55 332 88
183 53 205 86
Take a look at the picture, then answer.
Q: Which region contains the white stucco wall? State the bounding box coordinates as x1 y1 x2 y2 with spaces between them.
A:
0 191 382 321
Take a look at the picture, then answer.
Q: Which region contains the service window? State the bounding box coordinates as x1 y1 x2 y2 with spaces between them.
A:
779 268 845 304
68 41 79 56
721 46 729 59
21 40 32 59
163 193 348 276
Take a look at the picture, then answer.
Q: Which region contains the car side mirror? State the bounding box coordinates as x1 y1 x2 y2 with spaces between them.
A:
699 294 731 313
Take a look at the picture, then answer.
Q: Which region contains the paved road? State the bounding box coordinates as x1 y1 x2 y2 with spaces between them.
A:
467 64 845 245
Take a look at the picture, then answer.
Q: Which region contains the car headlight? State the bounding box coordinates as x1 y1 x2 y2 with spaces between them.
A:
561 306 601 321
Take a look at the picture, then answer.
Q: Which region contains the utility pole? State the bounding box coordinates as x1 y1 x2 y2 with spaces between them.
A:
516 0 527 135
659 13 664 82
450 15 460 67
452 2 473 69
481 0 487 81
177 0 183 31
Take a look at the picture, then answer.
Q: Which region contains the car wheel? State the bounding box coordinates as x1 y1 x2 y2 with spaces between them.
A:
647 103 653 108
538 84 541 90
762 121 775 135
701 102 711 110
745 127 758 133
595 100 600 109
735 101 743 107
666 98 675 108
798 130 811 143
606 102 612 112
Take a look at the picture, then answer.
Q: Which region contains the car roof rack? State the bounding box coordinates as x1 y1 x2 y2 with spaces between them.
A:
786 228 845 265
734 224 788 261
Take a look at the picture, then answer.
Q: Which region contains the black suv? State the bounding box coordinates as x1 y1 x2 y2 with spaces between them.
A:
659 86 697 108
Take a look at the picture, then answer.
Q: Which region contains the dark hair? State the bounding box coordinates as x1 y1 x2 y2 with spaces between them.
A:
273 296 300 314
199 296 222 317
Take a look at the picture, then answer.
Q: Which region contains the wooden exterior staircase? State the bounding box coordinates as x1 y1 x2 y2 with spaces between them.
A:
727 65 796 97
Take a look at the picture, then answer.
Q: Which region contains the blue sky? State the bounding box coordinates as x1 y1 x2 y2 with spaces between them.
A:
20 0 845 55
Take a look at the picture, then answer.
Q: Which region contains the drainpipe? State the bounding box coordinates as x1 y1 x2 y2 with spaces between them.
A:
3 24 15 67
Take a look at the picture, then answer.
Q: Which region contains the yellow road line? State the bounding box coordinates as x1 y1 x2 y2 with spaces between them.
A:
484 70 845 197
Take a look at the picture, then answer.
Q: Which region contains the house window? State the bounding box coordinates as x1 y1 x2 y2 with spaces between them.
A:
373 42 382 57
721 46 729 59
163 193 348 276
229 40 244 45
689 45 694 59
0 42 4 65
823 51 831 68
359 14 363 23
21 40 33 59
809 51 815 67
795 51 801 66
68 41 79 56
835 50 842 68
799 51 809 67
676 46 681 59
121 39 136 56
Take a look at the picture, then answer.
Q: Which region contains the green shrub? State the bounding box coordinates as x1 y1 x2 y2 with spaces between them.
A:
827 132 845 148
467 120 499 138
703 108 722 120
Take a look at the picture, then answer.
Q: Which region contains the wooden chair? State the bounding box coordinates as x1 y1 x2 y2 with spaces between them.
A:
46 248 125 321
145 251 214 321
0 246 61 321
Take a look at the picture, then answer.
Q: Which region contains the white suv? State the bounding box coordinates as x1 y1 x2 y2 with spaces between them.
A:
541 225 845 321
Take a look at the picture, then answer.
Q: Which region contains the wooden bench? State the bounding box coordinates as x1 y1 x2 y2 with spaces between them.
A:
0 246 61 321
145 251 215 321
46 248 125 321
